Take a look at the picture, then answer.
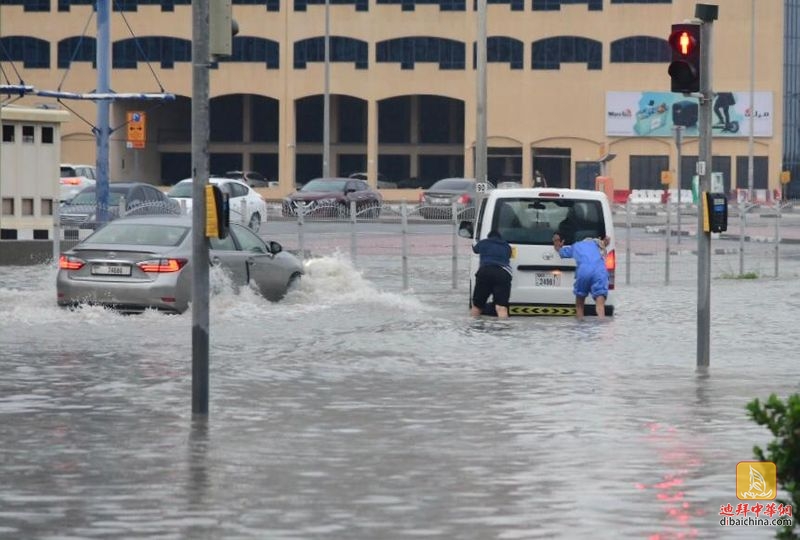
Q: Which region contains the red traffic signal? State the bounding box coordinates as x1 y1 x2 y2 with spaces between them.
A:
668 23 701 94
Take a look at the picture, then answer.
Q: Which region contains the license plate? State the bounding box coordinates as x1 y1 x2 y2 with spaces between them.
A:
534 272 560 287
91 264 131 276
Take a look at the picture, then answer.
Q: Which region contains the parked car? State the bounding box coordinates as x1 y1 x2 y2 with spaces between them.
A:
59 163 97 202
59 182 180 229
56 214 304 314
224 170 270 188
348 172 398 189
167 177 268 232
418 177 493 220
282 177 383 218
458 187 616 317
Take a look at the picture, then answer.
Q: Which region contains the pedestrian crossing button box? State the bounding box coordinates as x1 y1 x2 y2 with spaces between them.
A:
705 192 728 233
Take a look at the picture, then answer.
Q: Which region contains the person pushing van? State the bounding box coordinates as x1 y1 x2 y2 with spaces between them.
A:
552 233 610 320
470 230 513 319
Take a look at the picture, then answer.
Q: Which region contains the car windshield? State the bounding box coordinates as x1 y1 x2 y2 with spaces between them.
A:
60 166 77 177
87 223 190 246
167 182 193 198
430 179 472 191
491 198 606 246
67 189 125 206
301 179 347 192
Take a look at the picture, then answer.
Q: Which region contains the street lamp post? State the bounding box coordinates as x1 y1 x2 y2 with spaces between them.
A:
323 0 330 178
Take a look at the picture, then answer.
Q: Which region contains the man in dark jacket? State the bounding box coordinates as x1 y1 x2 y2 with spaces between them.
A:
470 230 513 319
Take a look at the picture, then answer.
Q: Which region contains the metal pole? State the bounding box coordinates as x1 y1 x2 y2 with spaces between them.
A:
297 204 305 260
774 200 780 277
401 200 409 290
322 0 330 178
674 125 684 244
665 190 671 285
475 0 487 209
451 202 458 289
625 199 631 285
747 0 755 202
738 200 745 275
350 199 357 262
191 0 211 415
95 0 111 223
696 7 716 370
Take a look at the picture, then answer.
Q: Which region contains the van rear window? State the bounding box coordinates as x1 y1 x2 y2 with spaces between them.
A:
491 198 606 245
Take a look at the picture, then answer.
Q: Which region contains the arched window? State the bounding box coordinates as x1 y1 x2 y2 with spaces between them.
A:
376 37 465 70
0 36 49 68
531 36 601 70
376 0 465 12
222 37 279 68
58 36 97 68
294 36 368 69
533 0 601 10
295 0 367 11
610 36 670 63
472 37 523 69
113 36 191 69
0 0 50 12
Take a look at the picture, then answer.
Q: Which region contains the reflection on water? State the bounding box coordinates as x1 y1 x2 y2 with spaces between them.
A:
1 255 799 539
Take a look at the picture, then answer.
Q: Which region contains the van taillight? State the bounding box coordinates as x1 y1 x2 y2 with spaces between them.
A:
458 194 471 204
606 249 616 290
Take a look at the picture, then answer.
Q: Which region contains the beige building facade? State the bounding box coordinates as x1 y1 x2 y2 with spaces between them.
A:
1 0 787 199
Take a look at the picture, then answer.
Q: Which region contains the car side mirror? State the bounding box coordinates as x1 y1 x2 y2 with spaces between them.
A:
269 241 283 255
458 220 474 239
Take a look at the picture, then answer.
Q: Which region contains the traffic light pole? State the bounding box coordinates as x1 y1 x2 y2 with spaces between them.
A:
695 4 718 369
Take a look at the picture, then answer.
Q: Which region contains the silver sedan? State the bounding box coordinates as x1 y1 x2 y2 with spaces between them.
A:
56 215 304 314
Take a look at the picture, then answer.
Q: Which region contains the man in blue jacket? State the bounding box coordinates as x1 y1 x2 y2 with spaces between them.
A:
470 230 513 319
553 233 609 319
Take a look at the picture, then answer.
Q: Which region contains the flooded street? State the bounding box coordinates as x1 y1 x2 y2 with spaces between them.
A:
1 240 800 539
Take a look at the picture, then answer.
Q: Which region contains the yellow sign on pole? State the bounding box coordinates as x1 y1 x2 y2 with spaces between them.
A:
780 170 791 184
661 170 673 186
126 111 146 149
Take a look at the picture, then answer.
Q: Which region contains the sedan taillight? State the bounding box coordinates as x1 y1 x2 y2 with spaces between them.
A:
60 177 81 185
59 255 85 270
137 258 188 273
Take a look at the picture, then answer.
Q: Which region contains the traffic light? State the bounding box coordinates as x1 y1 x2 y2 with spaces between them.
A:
205 185 230 239
210 0 239 59
668 23 701 94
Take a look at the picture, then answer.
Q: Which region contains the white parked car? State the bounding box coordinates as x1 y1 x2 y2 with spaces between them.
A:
459 188 616 317
167 177 268 232
59 163 97 202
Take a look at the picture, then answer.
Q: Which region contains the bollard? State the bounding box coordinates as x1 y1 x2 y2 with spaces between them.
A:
297 203 305 261
241 198 247 227
775 201 781 277
350 200 357 263
625 200 631 285
665 195 671 285
52 199 61 266
738 203 746 276
451 202 458 289
119 196 126 218
180 198 188 215
401 200 409 290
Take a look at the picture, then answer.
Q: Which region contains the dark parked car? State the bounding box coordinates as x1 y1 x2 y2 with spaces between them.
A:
224 170 270 188
59 182 180 230
282 177 383 218
418 177 493 220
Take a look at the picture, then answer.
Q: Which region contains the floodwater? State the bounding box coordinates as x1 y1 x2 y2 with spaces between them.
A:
1 240 799 539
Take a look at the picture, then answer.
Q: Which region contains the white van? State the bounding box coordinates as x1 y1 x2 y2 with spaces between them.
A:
459 188 616 316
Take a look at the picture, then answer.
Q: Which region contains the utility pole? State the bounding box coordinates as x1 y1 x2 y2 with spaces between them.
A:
323 0 330 178
695 3 718 369
191 0 211 414
673 125 684 244
95 0 111 223
474 0 487 214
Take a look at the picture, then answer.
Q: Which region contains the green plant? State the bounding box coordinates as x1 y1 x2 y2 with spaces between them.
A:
747 393 800 539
